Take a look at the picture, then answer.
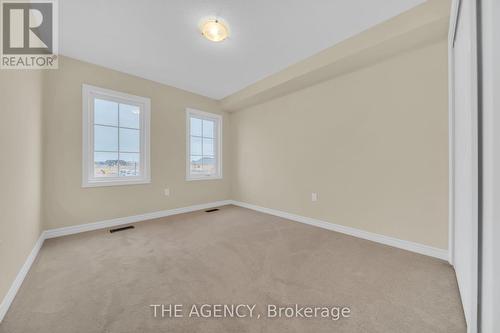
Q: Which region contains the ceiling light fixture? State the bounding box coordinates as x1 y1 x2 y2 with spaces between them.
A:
200 18 229 42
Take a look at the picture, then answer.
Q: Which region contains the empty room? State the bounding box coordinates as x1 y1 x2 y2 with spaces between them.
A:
0 0 498 332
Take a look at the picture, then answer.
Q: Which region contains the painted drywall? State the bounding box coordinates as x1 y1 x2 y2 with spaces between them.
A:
42 56 231 229
230 40 449 249
0 71 44 304
221 0 450 111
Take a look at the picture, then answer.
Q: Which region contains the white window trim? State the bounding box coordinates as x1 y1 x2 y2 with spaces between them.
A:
186 108 223 181
82 84 151 187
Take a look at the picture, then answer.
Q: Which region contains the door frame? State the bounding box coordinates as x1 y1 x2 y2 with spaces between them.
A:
479 0 500 331
448 0 480 331
448 0 459 267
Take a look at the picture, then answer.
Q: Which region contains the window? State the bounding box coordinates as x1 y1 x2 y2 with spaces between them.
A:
186 109 222 180
82 84 151 187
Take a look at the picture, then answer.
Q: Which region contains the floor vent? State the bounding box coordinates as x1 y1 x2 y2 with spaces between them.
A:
109 225 135 233
205 208 220 213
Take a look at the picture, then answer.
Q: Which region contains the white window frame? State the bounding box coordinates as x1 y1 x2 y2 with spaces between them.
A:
82 84 151 187
186 108 223 181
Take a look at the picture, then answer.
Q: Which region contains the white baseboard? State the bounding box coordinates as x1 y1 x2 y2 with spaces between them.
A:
44 200 232 239
0 200 231 322
229 200 449 261
0 232 45 323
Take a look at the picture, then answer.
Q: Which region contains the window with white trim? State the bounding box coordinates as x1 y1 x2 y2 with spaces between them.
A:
186 109 222 180
82 84 150 187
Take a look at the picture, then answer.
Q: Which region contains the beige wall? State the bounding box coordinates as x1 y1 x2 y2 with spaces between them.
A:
0 71 44 303
42 57 231 229
230 40 449 249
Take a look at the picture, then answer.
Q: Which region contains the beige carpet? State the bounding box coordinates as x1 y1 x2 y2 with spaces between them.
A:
0 205 465 332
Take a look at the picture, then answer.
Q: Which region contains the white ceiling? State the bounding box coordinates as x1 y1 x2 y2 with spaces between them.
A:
60 0 425 100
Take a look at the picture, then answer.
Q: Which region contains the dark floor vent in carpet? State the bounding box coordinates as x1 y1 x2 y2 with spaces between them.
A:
109 225 135 233
205 208 220 213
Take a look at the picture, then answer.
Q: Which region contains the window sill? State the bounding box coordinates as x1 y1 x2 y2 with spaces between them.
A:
185 175 223 182
82 178 151 188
